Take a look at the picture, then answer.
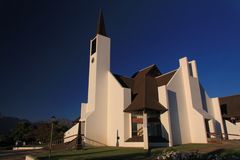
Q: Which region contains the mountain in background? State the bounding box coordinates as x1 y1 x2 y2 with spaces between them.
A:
0 113 29 134
0 113 73 135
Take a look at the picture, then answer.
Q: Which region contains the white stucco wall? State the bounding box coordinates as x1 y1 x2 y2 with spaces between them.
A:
237 122 240 128
107 72 143 147
79 34 226 148
166 57 209 145
211 98 224 137
208 120 215 137
187 77 208 143
189 77 203 111
84 34 110 145
194 60 223 138
64 123 79 143
143 112 148 149
225 120 240 140
158 86 173 146
182 58 208 143
167 68 191 145
185 59 224 142
203 94 224 137
107 72 128 146
80 103 87 121
87 43 97 113
87 34 110 112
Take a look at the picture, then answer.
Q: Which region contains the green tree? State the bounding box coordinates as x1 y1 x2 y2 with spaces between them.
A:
0 134 14 147
10 121 34 142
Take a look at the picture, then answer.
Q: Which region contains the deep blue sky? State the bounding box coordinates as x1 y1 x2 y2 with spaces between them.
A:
1 0 240 121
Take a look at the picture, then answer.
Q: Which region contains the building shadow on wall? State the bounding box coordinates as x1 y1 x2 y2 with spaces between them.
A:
161 124 169 143
200 83 223 138
168 90 182 144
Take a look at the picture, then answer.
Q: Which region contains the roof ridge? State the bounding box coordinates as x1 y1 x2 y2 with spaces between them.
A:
138 64 156 72
155 69 177 79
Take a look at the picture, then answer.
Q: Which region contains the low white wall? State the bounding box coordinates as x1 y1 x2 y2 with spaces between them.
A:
120 142 144 148
237 122 240 128
64 123 79 143
25 155 37 160
13 147 43 151
225 120 240 140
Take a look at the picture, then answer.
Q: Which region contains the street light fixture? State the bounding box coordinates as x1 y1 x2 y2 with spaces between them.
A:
49 116 56 160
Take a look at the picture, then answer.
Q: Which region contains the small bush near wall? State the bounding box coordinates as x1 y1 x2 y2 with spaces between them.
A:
154 149 240 160
155 149 201 160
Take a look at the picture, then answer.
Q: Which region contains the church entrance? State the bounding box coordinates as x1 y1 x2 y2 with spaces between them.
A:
147 111 167 143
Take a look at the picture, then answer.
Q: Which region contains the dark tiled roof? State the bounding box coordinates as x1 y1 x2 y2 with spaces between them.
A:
219 94 240 118
155 70 177 87
125 65 166 113
113 74 133 88
113 65 177 113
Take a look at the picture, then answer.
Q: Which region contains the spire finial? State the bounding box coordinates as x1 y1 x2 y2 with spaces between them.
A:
96 10 107 36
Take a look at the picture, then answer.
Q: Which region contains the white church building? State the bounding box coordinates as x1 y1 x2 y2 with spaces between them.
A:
64 12 240 149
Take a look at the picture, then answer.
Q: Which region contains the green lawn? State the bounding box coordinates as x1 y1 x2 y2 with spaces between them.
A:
34 147 149 160
33 143 240 160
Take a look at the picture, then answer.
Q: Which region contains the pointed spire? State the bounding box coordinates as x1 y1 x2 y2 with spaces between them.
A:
96 10 107 36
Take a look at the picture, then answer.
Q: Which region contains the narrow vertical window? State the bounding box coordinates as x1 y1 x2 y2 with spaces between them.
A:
91 38 96 55
188 63 193 76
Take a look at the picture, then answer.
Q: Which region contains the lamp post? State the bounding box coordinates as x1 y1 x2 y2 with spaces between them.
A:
49 116 56 160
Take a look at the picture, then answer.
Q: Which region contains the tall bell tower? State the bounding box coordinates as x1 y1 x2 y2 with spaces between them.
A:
87 11 110 112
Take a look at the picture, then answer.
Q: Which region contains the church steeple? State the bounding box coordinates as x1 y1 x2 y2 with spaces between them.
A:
96 10 107 36
87 10 110 113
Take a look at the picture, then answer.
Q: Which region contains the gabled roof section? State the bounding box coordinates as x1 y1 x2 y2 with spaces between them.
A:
137 64 162 77
123 65 167 113
113 74 133 88
113 65 177 113
155 70 177 87
125 98 166 112
131 64 162 78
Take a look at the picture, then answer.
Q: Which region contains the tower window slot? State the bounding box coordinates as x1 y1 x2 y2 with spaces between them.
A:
91 39 96 55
